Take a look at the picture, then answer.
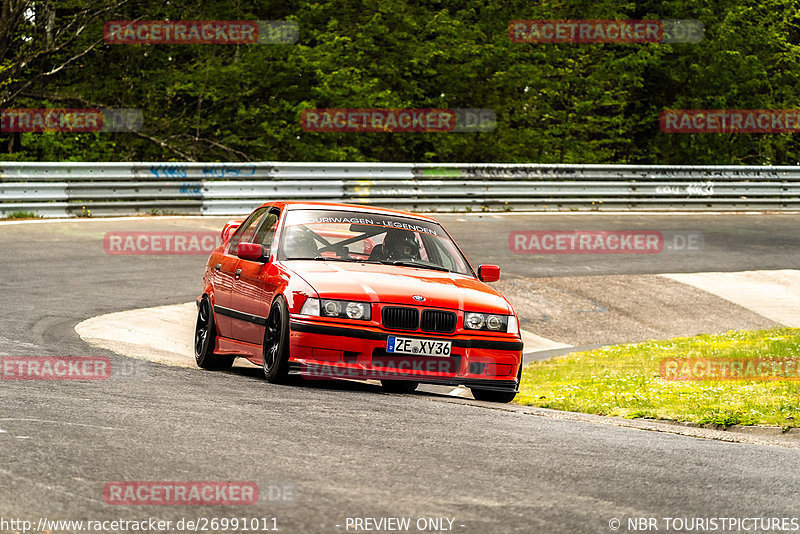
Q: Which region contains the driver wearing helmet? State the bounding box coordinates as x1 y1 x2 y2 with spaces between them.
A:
282 226 319 259
369 229 420 261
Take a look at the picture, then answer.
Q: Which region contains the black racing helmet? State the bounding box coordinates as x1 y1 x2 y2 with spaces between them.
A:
383 229 420 259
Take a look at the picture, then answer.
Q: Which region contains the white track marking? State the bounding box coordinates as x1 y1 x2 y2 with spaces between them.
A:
520 329 572 352
662 270 800 327
0 418 118 431
76 302 197 367
0 215 216 225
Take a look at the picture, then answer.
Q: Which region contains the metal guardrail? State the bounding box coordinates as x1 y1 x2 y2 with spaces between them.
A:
1 162 799 217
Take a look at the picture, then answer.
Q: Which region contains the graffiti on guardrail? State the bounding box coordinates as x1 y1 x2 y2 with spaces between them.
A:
179 183 202 194
149 165 188 178
416 167 584 179
655 181 714 196
201 164 257 177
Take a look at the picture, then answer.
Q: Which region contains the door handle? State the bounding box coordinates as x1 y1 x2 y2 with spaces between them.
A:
215 263 221 271
235 268 242 278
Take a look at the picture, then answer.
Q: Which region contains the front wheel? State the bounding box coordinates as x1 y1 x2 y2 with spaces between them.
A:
471 364 522 403
470 388 517 403
262 295 291 383
194 298 234 370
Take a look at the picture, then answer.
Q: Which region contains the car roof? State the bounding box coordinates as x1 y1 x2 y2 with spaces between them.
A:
263 201 440 223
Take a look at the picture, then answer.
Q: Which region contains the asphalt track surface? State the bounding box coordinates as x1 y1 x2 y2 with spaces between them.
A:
2 213 800 534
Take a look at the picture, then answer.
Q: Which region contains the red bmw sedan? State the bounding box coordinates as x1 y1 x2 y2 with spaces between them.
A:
195 202 524 402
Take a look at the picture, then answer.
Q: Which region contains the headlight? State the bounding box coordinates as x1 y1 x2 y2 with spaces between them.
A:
323 300 341 316
346 302 367 319
300 298 371 321
464 312 512 332
465 312 485 330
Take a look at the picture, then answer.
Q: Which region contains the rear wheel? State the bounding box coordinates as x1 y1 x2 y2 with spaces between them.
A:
381 380 419 394
262 295 291 383
194 298 234 370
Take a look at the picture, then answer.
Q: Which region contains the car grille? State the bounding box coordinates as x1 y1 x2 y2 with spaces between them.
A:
420 310 457 333
381 306 419 330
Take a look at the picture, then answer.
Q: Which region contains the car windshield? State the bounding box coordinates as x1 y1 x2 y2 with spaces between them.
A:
281 209 472 275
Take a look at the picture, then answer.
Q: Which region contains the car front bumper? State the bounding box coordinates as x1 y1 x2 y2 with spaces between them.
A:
288 318 524 392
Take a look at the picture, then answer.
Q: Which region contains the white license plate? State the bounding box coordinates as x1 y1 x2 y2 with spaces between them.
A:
386 336 451 357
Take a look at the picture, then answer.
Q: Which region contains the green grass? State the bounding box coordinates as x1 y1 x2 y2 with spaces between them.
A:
516 328 800 428
1 210 41 220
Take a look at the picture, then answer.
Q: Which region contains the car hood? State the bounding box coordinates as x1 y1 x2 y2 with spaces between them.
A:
284 261 512 314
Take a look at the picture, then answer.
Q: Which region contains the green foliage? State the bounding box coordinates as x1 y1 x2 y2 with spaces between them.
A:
1 0 799 163
1 210 41 219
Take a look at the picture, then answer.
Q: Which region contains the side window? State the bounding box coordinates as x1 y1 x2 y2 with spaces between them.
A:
227 208 268 252
255 211 280 249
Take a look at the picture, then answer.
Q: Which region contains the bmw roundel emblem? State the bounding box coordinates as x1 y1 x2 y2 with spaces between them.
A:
413 295 425 302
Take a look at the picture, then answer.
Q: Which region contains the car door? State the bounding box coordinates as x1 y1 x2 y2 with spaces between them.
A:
228 207 282 345
215 207 269 339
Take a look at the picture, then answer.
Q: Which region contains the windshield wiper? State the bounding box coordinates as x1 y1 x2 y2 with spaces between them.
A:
381 260 451 273
285 256 358 262
312 256 358 262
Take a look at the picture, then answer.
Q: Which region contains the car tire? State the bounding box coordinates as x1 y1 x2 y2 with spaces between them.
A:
470 364 523 403
381 380 419 394
194 297 235 370
262 295 291 383
470 388 517 403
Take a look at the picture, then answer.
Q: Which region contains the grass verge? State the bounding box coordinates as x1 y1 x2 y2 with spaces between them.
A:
1 210 41 220
516 328 800 428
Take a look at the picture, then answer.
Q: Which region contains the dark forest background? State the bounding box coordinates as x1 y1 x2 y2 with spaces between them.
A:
1 0 798 164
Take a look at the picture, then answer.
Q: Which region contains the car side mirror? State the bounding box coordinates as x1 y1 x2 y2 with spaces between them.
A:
477 264 500 282
221 220 242 243
236 242 266 262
